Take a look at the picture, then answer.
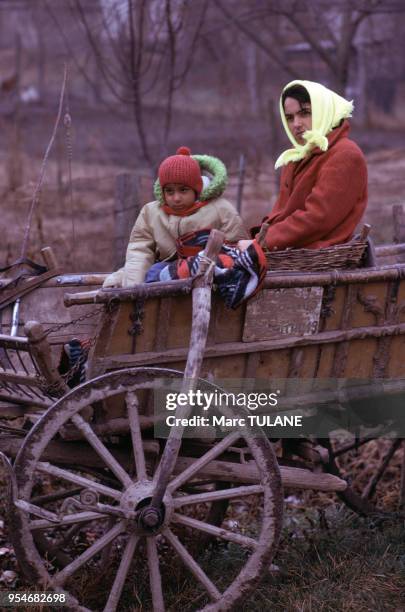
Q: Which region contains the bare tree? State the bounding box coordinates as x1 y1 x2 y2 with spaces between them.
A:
214 0 405 95
46 0 208 169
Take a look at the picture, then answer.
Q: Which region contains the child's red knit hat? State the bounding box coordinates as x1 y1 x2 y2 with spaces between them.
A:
158 146 203 195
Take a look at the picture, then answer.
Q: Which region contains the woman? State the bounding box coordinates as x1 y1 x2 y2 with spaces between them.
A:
239 80 368 252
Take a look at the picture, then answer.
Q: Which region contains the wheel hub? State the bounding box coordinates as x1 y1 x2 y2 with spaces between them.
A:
137 506 163 530
119 481 173 534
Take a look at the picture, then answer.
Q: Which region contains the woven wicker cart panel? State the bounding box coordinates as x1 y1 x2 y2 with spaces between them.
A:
265 242 367 272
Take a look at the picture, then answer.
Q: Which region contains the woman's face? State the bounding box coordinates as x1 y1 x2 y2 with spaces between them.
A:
283 97 312 145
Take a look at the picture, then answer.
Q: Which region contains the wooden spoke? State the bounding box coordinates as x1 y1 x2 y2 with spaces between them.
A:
163 529 221 602
172 513 257 550
168 432 241 493
14 499 59 523
71 414 133 488
103 534 139 612
29 511 104 531
400 440 405 510
54 521 125 586
362 438 402 500
173 484 263 508
152 460 162 486
146 537 165 612
37 462 122 501
126 391 147 480
31 487 83 506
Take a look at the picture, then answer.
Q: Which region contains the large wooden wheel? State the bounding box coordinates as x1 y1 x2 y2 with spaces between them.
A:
10 368 283 611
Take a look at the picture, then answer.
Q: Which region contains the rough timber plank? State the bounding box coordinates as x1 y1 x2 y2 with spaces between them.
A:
243 287 323 342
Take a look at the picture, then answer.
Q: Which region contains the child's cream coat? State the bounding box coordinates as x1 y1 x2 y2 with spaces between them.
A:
103 197 247 287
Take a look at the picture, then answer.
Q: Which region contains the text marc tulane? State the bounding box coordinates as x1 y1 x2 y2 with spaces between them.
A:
165 414 303 427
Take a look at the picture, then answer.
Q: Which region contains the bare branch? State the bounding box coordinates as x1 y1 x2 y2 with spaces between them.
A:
174 0 209 89
127 0 152 165
72 0 129 100
99 2 130 77
307 2 339 46
285 10 338 74
163 0 176 149
335 7 372 90
44 0 127 113
21 65 67 260
214 0 299 78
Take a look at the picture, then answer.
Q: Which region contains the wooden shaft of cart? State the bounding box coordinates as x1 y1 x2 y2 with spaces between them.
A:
150 229 225 512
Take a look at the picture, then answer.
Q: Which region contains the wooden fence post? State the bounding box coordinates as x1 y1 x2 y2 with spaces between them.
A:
392 204 405 509
236 154 245 214
114 173 142 269
393 204 405 263
400 443 405 510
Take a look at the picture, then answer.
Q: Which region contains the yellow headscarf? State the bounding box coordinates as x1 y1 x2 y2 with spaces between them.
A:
275 80 354 170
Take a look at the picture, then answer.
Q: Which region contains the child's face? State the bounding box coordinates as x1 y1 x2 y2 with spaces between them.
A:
163 183 196 212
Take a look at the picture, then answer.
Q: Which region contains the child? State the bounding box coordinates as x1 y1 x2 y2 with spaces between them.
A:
103 146 248 288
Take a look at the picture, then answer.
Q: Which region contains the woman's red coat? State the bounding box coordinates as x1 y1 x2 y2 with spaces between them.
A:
264 120 367 250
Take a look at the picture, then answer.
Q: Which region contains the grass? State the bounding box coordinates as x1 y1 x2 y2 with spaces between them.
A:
63 504 405 612
140 504 405 612
246 505 405 612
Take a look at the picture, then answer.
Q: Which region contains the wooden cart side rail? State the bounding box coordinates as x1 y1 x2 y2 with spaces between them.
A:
0 243 403 292
37 273 108 287
64 279 193 307
0 273 108 290
0 334 29 350
0 329 52 405
95 320 405 370
23 322 68 397
0 369 44 387
0 322 67 404
64 263 405 306
262 263 405 288
0 269 62 310
376 243 405 258
0 392 51 409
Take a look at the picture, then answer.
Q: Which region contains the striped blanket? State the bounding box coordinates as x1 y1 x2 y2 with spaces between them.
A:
145 229 267 309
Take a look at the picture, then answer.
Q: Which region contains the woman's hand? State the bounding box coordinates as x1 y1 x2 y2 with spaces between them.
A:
237 239 254 251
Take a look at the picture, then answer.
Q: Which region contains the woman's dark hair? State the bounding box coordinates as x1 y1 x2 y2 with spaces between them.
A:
282 84 310 108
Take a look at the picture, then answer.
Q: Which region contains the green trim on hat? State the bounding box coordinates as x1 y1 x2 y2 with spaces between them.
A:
154 154 228 204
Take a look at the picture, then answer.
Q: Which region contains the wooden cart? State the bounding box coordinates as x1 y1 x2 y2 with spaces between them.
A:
1 230 405 611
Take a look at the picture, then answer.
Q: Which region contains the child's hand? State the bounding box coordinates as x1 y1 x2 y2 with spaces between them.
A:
103 269 124 288
237 239 254 251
